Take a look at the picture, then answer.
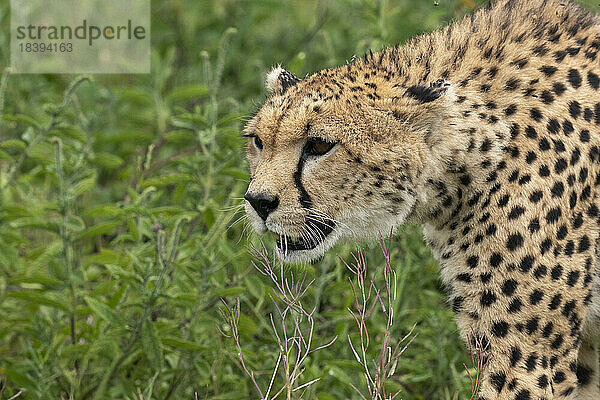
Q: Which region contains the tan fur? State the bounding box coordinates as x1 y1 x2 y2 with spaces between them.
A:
244 0 600 397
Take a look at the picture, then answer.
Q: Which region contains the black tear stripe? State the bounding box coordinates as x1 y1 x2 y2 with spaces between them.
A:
294 149 313 208
406 85 443 103
293 141 337 241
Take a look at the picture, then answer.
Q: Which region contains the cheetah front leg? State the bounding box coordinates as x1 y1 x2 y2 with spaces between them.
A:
472 340 599 400
574 254 600 399
455 315 582 400
574 339 599 400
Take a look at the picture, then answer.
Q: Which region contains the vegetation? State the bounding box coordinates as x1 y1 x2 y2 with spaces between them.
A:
0 1 597 399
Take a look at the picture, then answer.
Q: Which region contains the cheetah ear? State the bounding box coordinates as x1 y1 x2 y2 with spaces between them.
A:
266 66 300 95
405 79 456 105
400 80 457 146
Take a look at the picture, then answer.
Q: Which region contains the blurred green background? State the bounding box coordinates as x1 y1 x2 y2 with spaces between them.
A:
0 0 598 399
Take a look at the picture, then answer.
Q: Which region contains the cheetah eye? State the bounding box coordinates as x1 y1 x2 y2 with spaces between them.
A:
305 138 336 157
253 136 263 150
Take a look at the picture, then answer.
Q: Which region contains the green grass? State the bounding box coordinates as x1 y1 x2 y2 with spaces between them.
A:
0 0 598 399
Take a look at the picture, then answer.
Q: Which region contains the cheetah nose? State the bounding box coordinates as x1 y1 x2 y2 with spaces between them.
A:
244 192 280 221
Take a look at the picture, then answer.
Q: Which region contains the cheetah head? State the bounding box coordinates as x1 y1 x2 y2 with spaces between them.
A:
244 65 459 263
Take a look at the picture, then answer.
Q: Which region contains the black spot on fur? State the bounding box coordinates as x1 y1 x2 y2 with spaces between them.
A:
490 371 506 391
547 119 560 134
508 298 523 313
553 82 567 95
540 65 557 77
546 208 561 224
541 90 554 104
507 233 523 251
568 69 582 88
505 77 521 91
533 45 549 56
577 364 593 386
580 130 590 143
406 85 442 103
530 108 543 122
530 190 543 203
563 119 574 135
481 290 497 306
554 50 567 63
588 71 600 90
504 104 517 116
510 346 522 366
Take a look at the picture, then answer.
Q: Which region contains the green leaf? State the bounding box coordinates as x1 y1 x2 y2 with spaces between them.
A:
93 152 124 169
71 171 97 197
165 129 196 144
161 336 208 351
0 139 27 151
104 264 139 281
140 173 195 188
166 84 209 103
212 286 245 298
238 314 258 336
316 393 337 400
0 368 37 388
325 365 355 387
210 392 249 400
107 284 127 308
220 168 249 180
127 217 140 242
10 217 59 233
75 221 121 241
0 240 21 269
0 149 11 160
142 318 164 370
28 142 54 164
84 296 124 327
7 291 70 311
96 130 154 146
30 242 62 270
244 275 264 300
83 205 124 218
0 205 34 219
10 274 63 289
217 113 244 127
118 88 153 106
66 215 86 232
61 343 92 358
84 248 130 267
384 380 405 396
3 113 42 129
49 126 87 143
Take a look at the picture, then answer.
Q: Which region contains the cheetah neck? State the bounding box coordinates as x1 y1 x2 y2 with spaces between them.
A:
411 103 512 231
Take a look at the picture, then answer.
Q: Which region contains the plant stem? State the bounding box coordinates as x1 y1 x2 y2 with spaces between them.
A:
53 141 76 344
0 67 11 119
54 139 81 400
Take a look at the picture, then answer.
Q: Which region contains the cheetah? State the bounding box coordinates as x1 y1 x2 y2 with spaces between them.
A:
243 0 600 398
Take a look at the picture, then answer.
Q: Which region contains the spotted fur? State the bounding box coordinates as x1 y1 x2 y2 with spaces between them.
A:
244 0 600 398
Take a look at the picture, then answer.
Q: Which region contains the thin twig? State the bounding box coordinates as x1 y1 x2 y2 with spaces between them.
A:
344 231 417 399
8 390 23 400
220 241 336 399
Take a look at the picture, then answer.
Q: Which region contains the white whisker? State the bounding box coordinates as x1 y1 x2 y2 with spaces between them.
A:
227 214 248 231
237 221 253 244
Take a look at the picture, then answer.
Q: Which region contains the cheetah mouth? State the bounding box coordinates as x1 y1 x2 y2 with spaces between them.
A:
275 218 335 252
